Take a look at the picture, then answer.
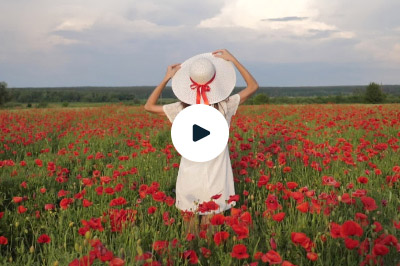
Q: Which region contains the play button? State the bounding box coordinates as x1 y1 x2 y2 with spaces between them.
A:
193 124 210 142
171 104 229 162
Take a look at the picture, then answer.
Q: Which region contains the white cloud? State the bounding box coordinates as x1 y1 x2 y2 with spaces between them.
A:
55 19 94 32
197 0 354 40
355 38 400 64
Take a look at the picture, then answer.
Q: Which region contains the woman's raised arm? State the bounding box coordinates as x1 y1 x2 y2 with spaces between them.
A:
212 49 258 104
144 63 181 116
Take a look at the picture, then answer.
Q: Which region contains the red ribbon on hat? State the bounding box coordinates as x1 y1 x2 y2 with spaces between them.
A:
190 72 216 105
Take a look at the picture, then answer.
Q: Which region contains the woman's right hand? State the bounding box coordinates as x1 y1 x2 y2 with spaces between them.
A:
164 63 181 80
212 49 237 62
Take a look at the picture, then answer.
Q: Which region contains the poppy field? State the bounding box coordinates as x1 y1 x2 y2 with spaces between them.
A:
0 103 399 266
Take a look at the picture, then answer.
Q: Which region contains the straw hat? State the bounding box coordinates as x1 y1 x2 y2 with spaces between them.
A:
171 52 236 105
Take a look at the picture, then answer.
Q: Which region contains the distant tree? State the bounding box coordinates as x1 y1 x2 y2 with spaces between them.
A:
0 82 11 106
253 93 270 105
36 101 48 108
365 82 385 103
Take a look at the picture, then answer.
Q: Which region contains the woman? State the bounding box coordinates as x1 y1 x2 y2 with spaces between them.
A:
144 49 258 238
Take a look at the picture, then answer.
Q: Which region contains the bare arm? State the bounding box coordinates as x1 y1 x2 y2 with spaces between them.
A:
212 49 259 104
144 63 181 116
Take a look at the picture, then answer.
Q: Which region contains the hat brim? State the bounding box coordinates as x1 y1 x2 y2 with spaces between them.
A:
171 52 236 105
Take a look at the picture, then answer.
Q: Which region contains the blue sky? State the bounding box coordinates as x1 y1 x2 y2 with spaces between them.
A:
1 0 399 87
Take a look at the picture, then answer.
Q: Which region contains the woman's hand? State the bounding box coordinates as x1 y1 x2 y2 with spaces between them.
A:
213 49 258 105
164 63 181 80
145 63 180 116
212 49 237 62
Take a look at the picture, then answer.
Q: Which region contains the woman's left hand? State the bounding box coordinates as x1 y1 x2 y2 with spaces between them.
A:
164 63 181 80
212 49 236 62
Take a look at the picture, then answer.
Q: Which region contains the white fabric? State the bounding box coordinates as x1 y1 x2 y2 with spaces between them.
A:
171 52 236 105
163 93 241 215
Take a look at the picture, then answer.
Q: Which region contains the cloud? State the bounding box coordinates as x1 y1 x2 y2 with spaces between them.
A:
262 16 308 22
197 0 355 41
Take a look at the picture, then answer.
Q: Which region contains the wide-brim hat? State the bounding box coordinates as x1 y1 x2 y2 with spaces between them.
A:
171 52 236 105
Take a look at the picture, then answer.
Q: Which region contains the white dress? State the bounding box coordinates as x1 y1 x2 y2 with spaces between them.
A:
163 94 241 215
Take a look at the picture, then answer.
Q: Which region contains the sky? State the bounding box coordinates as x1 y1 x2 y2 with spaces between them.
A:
0 0 399 87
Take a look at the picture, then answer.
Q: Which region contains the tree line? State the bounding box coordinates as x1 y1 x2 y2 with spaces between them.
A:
0 81 398 107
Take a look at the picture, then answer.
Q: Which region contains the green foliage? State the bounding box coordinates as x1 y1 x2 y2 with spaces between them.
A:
253 93 269 105
27 103 32 108
365 82 385 103
62 101 69 107
0 81 11 106
3 84 400 107
36 101 48 108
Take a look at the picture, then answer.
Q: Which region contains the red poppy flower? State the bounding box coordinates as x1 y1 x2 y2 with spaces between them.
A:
109 197 127 207
211 193 222 200
152 191 166 202
210 214 225 225
360 196 377 211
265 194 280 211
213 231 229 246
200 247 212 258
340 220 363 238
35 159 43 167
13 197 23 203
148 206 157 214
372 244 389 256
228 194 240 204
44 204 54 211
82 199 93 207
340 193 355 205
291 232 307 245
60 198 73 210
306 252 318 261
394 220 400 229
18 205 27 214
199 230 207 239
153 240 169 254
286 182 298 189
110 258 125 266
182 250 198 264
57 189 70 198
296 202 309 213
357 176 368 184
0 236 8 245
231 224 249 239
231 244 249 259
239 211 253 226
272 212 285 222
270 237 277 249
261 250 282 264
186 233 195 241
103 186 114 196
344 238 359 249
37 234 51 244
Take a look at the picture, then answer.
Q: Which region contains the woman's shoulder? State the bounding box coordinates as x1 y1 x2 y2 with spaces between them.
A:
225 93 241 111
228 93 240 103
163 101 184 123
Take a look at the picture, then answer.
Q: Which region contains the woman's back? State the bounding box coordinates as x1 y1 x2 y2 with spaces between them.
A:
163 93 241 215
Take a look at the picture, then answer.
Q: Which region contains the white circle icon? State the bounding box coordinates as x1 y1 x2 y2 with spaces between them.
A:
171 104 229 162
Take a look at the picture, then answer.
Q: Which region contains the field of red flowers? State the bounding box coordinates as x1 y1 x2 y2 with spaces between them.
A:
0 103 399 266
